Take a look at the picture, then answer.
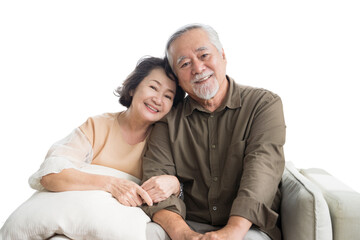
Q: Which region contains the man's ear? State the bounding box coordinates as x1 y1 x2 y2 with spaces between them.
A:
221 48 226 61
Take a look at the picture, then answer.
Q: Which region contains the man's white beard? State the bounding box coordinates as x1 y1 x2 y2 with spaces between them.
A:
192 74 219 100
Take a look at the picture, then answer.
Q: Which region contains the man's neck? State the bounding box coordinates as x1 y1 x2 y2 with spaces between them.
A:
195 77 229 112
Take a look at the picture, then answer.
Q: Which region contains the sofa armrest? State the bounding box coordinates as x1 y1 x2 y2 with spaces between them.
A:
301 168 360 240
281 162 332 240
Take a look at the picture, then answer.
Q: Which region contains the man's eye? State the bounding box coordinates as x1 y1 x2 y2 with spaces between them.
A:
201 53 209 59
180 62 190 68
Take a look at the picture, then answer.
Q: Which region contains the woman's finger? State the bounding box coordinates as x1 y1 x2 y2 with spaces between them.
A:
137 186 153 206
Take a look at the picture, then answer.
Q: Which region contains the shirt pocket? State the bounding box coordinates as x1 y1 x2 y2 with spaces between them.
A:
221 140 246 190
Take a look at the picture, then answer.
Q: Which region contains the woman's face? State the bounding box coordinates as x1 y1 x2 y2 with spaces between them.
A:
130 68 176 123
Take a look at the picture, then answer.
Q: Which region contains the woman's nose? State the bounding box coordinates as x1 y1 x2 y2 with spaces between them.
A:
152 95 161 105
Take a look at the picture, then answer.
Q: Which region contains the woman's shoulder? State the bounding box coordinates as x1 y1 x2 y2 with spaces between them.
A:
85 112 121 125
92 112 121 120
79 112 122 146
79 112 121 133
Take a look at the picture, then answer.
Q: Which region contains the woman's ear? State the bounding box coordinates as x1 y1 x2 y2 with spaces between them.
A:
129 89 134 97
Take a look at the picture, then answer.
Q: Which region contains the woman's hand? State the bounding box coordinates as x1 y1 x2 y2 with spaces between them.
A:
106 177 153 207
141 175 180 203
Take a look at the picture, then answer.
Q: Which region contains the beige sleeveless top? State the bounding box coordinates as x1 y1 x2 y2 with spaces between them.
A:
79 112 147 179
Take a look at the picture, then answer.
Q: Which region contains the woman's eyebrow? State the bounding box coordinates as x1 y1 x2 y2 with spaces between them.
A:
150 80 174 94
149 79 161 85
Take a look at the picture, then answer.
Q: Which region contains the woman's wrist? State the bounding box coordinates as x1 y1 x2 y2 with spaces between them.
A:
100 175 115 193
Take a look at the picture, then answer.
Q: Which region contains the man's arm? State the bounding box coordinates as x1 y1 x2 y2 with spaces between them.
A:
230 91 286 232
153 210 203 240
141 118 188 235
201 216 252 240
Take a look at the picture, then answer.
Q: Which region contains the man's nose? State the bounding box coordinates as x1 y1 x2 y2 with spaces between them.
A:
191 58 205 75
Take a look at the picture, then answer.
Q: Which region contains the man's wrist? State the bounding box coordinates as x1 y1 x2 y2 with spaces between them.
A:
178 182 184 200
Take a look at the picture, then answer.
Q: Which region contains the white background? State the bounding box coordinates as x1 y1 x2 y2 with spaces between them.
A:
1 0 359 226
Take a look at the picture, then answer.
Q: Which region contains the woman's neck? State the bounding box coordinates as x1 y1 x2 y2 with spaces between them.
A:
118 109 152 145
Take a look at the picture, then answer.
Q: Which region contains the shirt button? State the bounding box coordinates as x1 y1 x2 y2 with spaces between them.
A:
210 115 214 118
212 206 217 211
213 177 218 182
211 144 216 149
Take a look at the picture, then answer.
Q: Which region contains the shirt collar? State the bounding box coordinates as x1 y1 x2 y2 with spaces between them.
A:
184 75 242 116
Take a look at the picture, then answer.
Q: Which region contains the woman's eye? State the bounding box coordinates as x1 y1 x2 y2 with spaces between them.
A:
165 95 172 100
150 86 157 90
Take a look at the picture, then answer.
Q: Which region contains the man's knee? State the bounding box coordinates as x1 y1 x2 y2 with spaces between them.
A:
146 222 170 240
244 228 271 240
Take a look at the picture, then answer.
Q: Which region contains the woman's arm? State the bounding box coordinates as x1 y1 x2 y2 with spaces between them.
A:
30 128 152 206
41 168 153 206
40 168 109 192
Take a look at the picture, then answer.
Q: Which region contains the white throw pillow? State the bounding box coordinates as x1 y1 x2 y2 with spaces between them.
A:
281 162 332 240
0 165 150 240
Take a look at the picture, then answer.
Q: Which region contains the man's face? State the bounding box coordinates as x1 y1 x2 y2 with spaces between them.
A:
169 29 227 100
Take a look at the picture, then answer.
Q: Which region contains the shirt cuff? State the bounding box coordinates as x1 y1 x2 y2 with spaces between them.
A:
141 195 186 219
230 196 278 229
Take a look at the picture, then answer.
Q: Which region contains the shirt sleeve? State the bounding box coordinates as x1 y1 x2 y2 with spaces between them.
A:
140 120 186 219
230 92 286 229
28 128 93 191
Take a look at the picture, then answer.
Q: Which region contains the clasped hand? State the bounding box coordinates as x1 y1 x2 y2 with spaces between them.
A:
107 175 180 207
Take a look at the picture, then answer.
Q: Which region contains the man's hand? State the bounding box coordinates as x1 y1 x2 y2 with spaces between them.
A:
141 175 180 203
199 216 252 240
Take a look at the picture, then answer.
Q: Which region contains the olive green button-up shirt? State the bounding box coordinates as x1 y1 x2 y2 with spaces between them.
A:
142 76 286 240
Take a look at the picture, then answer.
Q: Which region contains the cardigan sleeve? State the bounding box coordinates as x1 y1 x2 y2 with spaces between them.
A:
28 128 93 191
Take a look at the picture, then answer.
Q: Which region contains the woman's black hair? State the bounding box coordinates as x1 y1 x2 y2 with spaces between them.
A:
115 56 185 108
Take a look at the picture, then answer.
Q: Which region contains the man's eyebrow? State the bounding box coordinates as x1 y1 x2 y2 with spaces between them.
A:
176 56 187 66
195 46 208 52
176 47 209 66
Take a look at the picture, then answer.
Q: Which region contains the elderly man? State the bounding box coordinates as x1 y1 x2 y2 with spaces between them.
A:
142 24 286 240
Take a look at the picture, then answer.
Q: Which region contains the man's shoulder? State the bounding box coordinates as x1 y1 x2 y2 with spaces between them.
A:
233 81 281 104
161 100 187 123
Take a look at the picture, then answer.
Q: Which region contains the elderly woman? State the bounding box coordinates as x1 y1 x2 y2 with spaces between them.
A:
29 56 185 206
0 56 185 240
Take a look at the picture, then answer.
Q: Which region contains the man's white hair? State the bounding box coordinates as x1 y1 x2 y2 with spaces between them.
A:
165 23 223 71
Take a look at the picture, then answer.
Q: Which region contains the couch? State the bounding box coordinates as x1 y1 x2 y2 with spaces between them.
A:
1 162 359 240
45 162 360 240
281 161 360 240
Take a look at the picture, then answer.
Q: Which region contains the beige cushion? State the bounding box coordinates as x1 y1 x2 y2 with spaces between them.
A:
281 162 332 240
301 168 360 240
